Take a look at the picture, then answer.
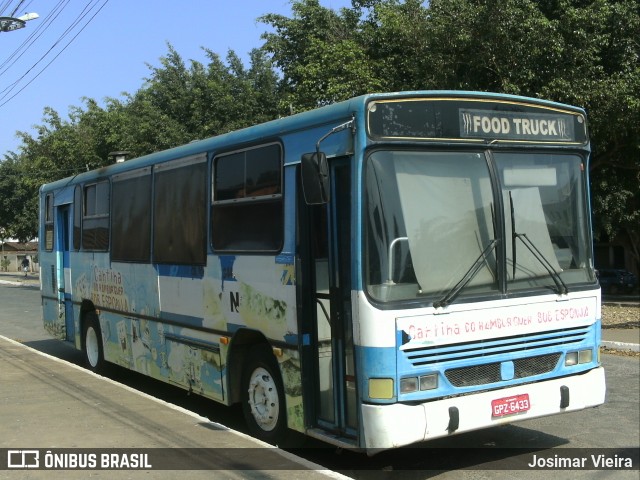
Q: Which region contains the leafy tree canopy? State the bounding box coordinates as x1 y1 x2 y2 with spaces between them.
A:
260 0 639 268
0 1 637 270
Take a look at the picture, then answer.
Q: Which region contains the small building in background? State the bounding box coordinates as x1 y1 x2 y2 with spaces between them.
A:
0 241 39 273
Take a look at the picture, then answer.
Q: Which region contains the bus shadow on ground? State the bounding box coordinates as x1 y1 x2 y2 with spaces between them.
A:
22 338 83 364
21 337 570 477
288 424 569 478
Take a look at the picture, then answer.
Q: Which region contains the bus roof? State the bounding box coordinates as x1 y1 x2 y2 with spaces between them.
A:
41 91 586 193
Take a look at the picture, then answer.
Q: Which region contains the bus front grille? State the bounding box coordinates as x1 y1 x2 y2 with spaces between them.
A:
445 362 501 386
402 325 590 367
444 353 562 387
514 353 562 378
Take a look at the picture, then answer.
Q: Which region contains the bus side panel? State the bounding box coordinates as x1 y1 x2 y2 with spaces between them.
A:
42 297 66 341
97 310 226 402
65 254 304 425
68 259 226 402
202 254 303 431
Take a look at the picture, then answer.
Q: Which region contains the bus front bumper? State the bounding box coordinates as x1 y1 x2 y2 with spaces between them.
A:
360 366 605 451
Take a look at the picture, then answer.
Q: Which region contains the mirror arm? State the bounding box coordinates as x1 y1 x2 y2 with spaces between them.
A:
313 117 355 202
315 117 356 157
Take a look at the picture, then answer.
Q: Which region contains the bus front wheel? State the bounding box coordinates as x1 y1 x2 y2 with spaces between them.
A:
82 313 105 373
241 347 287 444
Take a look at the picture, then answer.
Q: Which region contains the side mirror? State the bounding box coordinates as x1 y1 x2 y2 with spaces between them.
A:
301 152 329 205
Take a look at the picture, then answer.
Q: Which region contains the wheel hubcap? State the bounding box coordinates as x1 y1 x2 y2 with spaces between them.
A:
86 326 99 368
247 367 279 431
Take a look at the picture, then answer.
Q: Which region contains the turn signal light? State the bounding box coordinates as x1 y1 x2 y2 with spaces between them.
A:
369 378 394 399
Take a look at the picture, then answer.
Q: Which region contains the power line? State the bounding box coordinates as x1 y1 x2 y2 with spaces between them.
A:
0 0 110 108
16 0 35 15
0 0 14 16
9 0 27 17
0 0 70 76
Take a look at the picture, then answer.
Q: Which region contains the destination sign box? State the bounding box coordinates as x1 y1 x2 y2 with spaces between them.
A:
367 97 587 144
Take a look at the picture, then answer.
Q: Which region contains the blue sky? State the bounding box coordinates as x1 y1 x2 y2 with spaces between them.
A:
0 0 352 156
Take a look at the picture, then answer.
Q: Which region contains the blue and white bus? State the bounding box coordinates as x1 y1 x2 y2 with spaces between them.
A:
40 91 605 453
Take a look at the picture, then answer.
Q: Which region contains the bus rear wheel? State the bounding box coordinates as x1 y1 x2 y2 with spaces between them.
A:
82 313 105 373
241 347 287 445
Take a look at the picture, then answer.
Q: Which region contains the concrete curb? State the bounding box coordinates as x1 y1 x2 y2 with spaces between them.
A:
601 340 640 353
0 280 39 287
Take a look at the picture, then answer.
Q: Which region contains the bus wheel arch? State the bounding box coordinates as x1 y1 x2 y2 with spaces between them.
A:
228 329 287 444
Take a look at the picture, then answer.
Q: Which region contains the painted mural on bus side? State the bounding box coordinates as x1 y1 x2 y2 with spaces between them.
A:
71 255 305 432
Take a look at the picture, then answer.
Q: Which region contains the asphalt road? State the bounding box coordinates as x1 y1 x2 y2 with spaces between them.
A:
1 283 638 479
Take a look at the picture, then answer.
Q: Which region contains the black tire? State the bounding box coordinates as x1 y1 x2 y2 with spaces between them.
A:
241 346 288 445
82 312 106 373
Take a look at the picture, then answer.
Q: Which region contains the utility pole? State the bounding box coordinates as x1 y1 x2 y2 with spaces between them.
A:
0 13 39 33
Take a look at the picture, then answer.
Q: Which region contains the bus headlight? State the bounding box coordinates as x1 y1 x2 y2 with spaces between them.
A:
400 374 438 394
400 377 418 394
565 351 578 366
420 373 438 391
578 349 593 364
565 349 593 366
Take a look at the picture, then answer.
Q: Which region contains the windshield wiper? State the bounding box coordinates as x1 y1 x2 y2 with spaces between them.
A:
513 232 569 295
509 191 568 295
433 239 498 309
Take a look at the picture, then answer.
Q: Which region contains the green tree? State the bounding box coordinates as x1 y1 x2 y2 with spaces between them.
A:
0 154 38 241
139 44 280 141
260 0 381 112
262 0 639 270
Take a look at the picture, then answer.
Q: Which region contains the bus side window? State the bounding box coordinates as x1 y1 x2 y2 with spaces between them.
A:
111 168 152 263
73 186 82 250
82 180 110 251
153 156 207 265
44 193 54 251
212 143 283 253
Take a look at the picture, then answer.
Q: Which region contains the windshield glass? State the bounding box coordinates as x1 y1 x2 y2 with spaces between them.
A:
364 150 594 304
365 150 499 302
495 152 593 291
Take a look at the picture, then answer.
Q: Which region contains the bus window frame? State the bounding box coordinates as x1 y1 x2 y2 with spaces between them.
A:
152 154 208 266
111 167 153 263
81 180 110 252
44 193 54 251
211 141 284 254
73 185 82 251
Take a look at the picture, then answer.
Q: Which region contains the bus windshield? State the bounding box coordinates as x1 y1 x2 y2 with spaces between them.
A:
364 149 594 304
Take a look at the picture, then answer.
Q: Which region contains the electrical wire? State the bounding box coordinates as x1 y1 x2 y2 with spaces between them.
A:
0 0 14 16
9 0 27 17
0 1 72 76
0 0 110 108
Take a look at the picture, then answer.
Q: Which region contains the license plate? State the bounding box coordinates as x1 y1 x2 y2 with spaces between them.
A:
491 393 530 417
